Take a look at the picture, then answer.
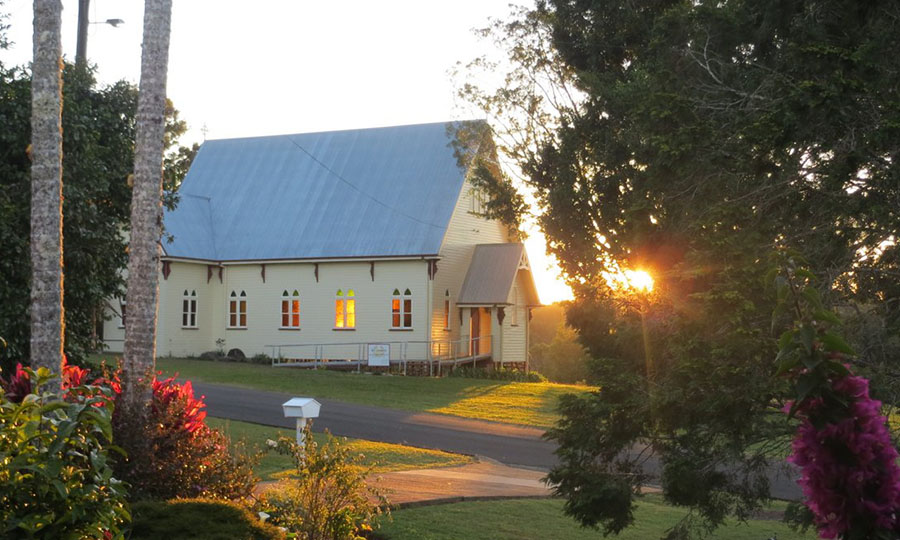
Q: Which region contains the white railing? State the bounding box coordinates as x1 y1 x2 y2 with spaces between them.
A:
267 335 492 376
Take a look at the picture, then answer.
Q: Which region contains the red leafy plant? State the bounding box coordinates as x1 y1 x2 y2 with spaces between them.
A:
2 358 258 501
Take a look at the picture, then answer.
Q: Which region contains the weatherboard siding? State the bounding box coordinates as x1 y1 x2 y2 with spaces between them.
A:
501 275 529 366
431 179 509 347
157 262 218 357
151 260 429 359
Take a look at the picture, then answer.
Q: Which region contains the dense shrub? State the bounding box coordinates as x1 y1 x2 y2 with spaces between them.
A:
255 426 389 540
448 366 547 383
62 360 258 501
251 353 273 365
528 324 591 384
0 366 129 538
130 498 284 540
111 374 259 500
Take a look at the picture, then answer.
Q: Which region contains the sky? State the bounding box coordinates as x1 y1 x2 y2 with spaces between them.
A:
1 0 574 304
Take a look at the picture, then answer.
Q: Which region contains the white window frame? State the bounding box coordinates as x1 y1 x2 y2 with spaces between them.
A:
181 290 197 328
470 188 485 214
228 290 247 329
443 289 451 330
280 290 301 329
334 289 356 329
391 288 413 330
118 299 127 329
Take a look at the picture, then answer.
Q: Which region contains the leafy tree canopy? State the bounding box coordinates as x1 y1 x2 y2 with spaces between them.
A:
0 47 194 367
459 0 900 537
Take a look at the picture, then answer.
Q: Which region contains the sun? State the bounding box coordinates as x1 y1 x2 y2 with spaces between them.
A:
623 269 654 293
603 266 655 293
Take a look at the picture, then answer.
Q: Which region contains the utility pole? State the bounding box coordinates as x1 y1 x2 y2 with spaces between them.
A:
75 0 89 65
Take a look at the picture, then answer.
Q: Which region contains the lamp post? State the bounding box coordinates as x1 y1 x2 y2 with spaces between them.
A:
75 0 124 66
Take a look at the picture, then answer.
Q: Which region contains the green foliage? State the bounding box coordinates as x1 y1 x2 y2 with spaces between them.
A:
0 367 129 538
256 426 389 540
448 365 547 383
529 302 567 346
460 0 900 536
0 60 194 368
448 121 528 239
529 323 590 384
130 498 284 540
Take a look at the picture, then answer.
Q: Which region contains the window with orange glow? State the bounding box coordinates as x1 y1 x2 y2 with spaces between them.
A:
228 290 247 328
391 288 412 329
281 290 300 328
334 289 355 329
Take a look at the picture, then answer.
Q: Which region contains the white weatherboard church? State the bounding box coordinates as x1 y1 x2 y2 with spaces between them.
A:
103 121 540 371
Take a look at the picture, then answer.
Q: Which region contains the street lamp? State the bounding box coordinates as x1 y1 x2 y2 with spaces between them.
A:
75 0 124 66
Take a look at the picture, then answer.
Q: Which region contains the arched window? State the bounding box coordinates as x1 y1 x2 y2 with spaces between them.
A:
443 289 451 330
182 290 197 328
391 288 413 329
281 290 300 328
335 289 356 329
229 290 247 328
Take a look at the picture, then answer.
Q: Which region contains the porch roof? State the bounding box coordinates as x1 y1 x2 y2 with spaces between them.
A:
457 243 541 307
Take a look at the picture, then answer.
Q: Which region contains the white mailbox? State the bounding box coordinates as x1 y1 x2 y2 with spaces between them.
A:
282 397 321 446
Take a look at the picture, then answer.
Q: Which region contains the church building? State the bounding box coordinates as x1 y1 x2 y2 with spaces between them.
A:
103 121 540 371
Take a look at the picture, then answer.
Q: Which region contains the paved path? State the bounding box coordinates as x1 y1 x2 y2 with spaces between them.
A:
193 381 557 470
374 461 552 505
193 380 801 500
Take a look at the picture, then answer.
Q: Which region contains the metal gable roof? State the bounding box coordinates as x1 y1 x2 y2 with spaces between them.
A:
162 121 475 261
458 243 541 306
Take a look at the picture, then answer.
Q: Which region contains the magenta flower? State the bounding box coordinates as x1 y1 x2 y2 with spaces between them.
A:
788 375 900 538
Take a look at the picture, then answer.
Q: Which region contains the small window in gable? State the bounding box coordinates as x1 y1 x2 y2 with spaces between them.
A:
229 290 247 328
281 290 300 328
182 290 197 328
391 288 413 329
470 188 486 214
335 289 356 329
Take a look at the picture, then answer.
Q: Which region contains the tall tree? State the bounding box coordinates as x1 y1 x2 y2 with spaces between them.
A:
122 0 173 406
29 0 64 387
459 0 900 536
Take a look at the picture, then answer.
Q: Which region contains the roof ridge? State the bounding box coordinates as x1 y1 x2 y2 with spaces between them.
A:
203 119 487 144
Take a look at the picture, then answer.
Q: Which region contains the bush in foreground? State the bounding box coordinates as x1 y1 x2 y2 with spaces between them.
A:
0 366 129 538
130 498 284 540
256 426 389 540
67 360 259 501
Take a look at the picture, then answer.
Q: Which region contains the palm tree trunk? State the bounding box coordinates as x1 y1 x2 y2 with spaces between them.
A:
29 0 64 391
122 0 173 406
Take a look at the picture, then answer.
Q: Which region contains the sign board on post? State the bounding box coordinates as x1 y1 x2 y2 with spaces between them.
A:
368 343 390 367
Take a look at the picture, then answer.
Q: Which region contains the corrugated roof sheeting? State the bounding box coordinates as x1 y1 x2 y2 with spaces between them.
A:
458 243 540 305
163 122 473 261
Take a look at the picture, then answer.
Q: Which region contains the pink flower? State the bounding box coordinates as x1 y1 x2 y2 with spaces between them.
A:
788 376 900 538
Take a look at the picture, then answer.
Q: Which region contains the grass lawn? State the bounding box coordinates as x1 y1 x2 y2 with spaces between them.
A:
375 496 814 540
207 417 473 480
147 357 593 428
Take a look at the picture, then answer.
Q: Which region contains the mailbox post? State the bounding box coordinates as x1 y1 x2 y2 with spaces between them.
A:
282 397 321 447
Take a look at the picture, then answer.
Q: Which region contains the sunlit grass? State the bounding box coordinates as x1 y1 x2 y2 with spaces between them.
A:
206 417 473 480
141 357 594 428
427 382 582 428
376 496 814 540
